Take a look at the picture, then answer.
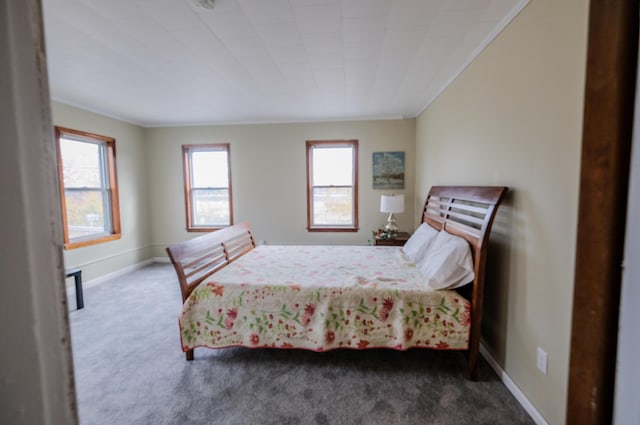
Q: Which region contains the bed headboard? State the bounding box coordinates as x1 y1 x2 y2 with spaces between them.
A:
422 185 508 379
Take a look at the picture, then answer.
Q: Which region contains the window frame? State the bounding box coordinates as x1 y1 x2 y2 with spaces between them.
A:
55 126 121 250
306 139 359 232
182 143 233 232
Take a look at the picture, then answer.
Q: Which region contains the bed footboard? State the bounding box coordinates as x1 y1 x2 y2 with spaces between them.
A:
166 222 256 303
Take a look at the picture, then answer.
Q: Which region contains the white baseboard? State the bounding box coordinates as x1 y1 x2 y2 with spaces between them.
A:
67 258 155 295
480 343 549 425
153 256 171 263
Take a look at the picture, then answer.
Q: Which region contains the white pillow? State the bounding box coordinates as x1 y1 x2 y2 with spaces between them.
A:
418 230 475 290
401 223 439 264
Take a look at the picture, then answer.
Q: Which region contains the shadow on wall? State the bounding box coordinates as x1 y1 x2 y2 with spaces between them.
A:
481 189 515 365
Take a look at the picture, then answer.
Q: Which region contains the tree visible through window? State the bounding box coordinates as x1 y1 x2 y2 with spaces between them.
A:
306 140 358 232
55 126 121 249
183 144 233 231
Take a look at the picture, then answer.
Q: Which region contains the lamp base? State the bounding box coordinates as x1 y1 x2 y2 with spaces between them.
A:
384 213 398 237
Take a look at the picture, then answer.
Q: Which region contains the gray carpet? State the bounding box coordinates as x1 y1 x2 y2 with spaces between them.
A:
68 263 534 425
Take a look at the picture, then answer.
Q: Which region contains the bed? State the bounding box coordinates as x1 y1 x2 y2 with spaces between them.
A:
167 186 508 380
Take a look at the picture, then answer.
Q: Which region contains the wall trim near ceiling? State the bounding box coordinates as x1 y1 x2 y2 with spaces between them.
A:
51 97 407 129
141 115 408 128
480 343 549 425
416 0 531 118
51 96 146 127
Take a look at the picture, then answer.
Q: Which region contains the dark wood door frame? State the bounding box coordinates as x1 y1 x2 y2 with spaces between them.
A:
567 1 638 424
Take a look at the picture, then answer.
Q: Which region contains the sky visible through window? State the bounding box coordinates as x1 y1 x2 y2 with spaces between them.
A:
59 136 108 239
60 137 101 188
192 150 228 187
313 147 353 185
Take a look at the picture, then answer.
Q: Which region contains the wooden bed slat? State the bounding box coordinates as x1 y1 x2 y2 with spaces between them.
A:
183 252 226 281
166 222 256 302
225 245 253 262
444 220 482 239
184 263 226 287
224 235 255 261
183 246 225 270
441 209 485 227
430 196 490 212
448 202 490 215
425 199 490 225
449 202 487 218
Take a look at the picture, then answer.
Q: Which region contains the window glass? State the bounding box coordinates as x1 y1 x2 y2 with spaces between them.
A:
191 150 229 188
307 140 358 231
64 191 108 240
312 187 354 225
55 127 121 249
312 147 353 186
183 144 232 230
60 139 102 187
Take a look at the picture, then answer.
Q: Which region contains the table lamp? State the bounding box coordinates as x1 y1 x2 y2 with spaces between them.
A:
380 194 404 237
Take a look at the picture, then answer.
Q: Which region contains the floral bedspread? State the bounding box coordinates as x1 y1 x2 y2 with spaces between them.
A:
179 245 471 353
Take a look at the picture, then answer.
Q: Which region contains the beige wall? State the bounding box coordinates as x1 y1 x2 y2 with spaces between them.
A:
51 102 152 282
415 1 588 424
146 119 416 256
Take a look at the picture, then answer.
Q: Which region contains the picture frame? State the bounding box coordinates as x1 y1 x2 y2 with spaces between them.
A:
372 151 405 189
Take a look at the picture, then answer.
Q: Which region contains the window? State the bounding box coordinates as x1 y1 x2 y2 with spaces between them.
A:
306 140 358 232
183 144 233 231
55 126 121 249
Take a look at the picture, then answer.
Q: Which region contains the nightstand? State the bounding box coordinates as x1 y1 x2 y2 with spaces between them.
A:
374 232 410 246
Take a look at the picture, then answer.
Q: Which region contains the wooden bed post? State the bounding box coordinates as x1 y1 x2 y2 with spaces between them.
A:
423 186 508 380
466 202 497 381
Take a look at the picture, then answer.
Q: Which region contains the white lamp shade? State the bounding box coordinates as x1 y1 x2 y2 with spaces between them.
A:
380 194 404 213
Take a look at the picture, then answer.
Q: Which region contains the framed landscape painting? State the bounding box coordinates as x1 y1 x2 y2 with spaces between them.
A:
372 151 405 189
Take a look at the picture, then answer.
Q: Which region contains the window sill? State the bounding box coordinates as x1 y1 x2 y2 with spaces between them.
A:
186 226 229 233
307 226 359 233
64 233 121 250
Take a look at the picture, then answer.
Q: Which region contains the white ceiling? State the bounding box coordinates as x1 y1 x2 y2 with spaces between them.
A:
42 0 527 127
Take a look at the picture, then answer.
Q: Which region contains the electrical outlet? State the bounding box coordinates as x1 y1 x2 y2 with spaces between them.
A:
537 347 548 375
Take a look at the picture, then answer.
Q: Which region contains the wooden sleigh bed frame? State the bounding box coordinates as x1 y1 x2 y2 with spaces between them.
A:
167 186 508 380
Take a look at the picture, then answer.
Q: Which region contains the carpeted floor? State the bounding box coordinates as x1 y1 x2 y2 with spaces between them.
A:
68 263 534 425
